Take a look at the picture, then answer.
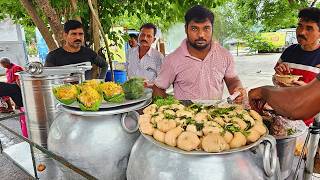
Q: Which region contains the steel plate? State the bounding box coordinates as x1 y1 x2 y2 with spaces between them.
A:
61 89 152 109
60 98 152 116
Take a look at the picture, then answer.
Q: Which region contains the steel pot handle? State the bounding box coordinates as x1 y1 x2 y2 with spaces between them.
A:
262 135 277 177
121 111 140 134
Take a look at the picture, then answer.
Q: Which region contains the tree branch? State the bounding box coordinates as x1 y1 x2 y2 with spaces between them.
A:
34 0 64 47
88 0 114 81
310 0 318 7
19 0 58 51
69 0 82 22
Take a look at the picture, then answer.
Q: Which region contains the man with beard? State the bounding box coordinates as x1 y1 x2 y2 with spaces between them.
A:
153 5 245 101
273 7 320 125
45 20 108 79
126 23 164 85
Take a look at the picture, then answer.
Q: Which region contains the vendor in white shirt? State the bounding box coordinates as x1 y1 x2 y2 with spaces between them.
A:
126 23 164 85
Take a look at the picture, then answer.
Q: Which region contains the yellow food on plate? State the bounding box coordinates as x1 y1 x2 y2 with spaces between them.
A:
53 84 78 105
79 79 102 91
77 87 102 111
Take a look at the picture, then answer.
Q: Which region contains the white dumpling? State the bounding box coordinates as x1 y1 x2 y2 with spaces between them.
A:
246 129 261 143
153 129 165 143
157 119 177 132
223 131 233 143
202 125 221 136
251 123 267 136
176 109 194 118
194 112 208 123
186 124 203 136
229 132 246 148
151 113 164 124
202 133 228 153
177 132 201 151
165 126 183 147
140 122 155 136
138 114 151 125
143 104 157 114
163 109 176 116
170 104 185 111
213 117 225 126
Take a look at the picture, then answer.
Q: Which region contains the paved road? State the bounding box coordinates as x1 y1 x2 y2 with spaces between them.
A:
0 113 31 180
0 53 281 180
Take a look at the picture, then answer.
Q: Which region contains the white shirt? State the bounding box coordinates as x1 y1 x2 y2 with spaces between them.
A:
126 46 164 82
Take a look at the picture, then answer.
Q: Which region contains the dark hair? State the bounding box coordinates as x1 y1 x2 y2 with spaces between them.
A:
185 5 214 27
298 7 320 29
64 20 83 33
129 33 138 40
0 57 11 64
140 23 157 36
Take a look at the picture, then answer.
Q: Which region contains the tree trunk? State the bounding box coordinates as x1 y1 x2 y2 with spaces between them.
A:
19 0 58 51
91 0 100 79
70 0 82 22
34 0 64 47
310 0 318 7
88 0 114 81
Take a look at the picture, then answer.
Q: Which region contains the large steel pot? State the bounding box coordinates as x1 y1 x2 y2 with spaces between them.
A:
127 135 281 180
48 100 151 179
18 71 82 149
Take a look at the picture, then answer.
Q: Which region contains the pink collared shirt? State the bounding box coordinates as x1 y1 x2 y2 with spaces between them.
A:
155 39 237 100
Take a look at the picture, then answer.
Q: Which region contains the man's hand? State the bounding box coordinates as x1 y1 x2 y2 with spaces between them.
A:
274 63 291 75
248 88 266 113
232 87 246 104
292 80 307 86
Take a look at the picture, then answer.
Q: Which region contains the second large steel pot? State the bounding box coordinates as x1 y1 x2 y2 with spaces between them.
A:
127 135 280 180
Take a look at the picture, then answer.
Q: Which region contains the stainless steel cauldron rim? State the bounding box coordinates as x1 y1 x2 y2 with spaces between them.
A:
17 71 73 80
140 128 270 155
59 98 152 116
63 89 152 109
273 120 307 140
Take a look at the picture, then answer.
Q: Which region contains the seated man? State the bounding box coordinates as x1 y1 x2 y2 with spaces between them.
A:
273 7 320 125
153 5 245 101
0 57 24 112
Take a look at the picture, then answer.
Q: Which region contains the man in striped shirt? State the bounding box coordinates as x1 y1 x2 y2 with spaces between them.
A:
153 5 245 101
249 73 320 120
273 7 320 125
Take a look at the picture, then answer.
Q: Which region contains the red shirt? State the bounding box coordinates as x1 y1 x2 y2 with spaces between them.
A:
278 44 320 126
6 63 24 84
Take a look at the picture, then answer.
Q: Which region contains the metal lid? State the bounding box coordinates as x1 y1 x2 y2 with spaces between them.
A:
17 62 92 80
